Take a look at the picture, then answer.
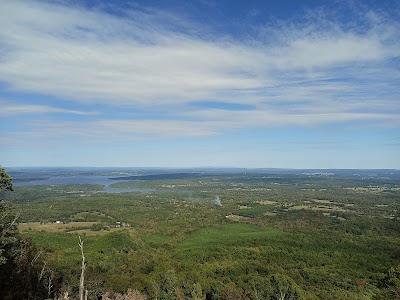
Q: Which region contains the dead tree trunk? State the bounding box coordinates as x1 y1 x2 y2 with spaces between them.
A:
78 236 86 300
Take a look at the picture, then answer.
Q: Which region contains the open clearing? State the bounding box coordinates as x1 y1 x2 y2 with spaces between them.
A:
19 221 100 232
259 200 277 205
225 214 250 221
313 199 334 204
288 205 350 213
179 223 284 250
18 221 128 236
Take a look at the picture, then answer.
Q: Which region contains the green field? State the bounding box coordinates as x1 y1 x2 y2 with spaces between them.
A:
179 223 283 250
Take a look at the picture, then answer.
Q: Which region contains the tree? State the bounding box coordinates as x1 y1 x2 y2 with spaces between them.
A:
0 166 47 299
0 166 17 266
79 236 88 300
376 265 400 299
190 283 206 300
268 274 304 300
0 166 13 191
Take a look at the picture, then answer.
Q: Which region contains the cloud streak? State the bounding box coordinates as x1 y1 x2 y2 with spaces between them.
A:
2 110 398 148
0 0 399 143
0 101 98 116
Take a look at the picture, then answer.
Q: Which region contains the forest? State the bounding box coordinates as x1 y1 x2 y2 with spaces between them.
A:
1 167 400 299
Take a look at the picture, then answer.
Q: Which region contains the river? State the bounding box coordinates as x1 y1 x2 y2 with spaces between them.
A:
13 175 156 193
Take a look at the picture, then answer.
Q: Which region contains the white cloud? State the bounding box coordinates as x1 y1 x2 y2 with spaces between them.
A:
186 108 400 129
0 101 98 116
2 109 398 148
0 0 399 142
0 118 222 147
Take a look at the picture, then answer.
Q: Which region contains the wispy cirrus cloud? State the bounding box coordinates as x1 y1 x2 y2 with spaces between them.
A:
2 109 398 149
0 101 98 116
0 119 221 147
0 0 399 144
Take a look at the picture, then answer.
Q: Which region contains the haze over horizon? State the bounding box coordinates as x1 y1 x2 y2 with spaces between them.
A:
4 166 400 171
1 0 399 169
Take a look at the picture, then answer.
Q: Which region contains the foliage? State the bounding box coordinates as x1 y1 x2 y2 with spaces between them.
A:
0 166 17 267
3 169 400 299
375 265 400 299
0 166 14 191
0 166 48 299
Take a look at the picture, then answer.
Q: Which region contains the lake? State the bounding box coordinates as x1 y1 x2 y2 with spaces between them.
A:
13 175 156 193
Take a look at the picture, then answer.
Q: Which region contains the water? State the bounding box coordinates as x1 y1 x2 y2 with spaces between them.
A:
13 175 156 193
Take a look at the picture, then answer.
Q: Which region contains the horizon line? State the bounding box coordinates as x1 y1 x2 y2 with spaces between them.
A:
3 166 399 171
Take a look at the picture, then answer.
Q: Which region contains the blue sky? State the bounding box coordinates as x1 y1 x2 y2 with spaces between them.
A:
1 0 399 168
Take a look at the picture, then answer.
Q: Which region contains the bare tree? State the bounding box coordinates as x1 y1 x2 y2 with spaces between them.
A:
79 236 88 300
46 271 54 298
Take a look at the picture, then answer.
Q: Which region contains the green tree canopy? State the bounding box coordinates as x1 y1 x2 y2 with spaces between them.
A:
0 166 13 191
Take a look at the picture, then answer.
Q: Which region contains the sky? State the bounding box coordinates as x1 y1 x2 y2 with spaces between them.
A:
0 0 399 169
